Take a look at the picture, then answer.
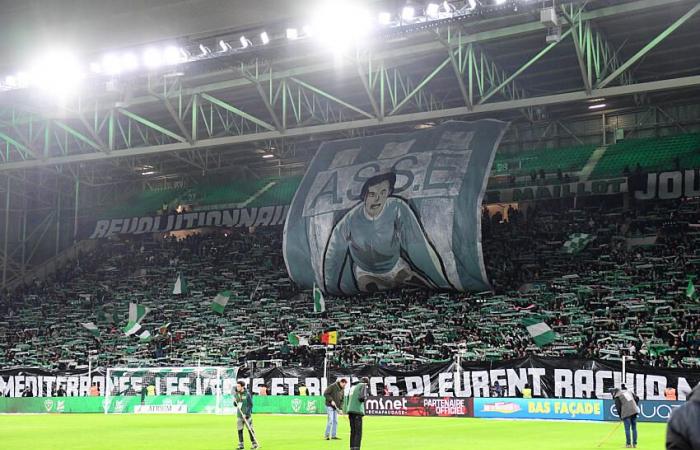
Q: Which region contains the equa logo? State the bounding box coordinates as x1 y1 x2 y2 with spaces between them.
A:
608 402 682 421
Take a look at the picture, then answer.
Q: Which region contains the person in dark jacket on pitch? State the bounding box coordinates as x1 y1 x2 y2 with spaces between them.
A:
324 378 347 440
614 385 641 448
666 383 700 450
344 377 369 450
234 381 258 450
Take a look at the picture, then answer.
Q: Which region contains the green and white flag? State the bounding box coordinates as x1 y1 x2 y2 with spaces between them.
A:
313 284 325 313
288 332 309 347
563 233 595 254
127 302 150 324
123 321 142 336
686 279 697 300
288 332 299 346
522 317 557 347
173 273 188 295
138 330 152 343
211 291 231 314
80 322 100 337
123 303 150 336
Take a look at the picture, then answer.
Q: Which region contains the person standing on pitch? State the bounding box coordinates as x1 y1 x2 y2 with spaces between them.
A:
344 377 369 450
235 381 258 450
614 384 641 448
324 378 347 440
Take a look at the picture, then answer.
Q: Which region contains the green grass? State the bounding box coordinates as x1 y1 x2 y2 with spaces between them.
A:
0 414 666 450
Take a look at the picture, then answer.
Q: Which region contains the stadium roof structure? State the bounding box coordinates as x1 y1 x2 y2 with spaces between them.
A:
0 0 699 185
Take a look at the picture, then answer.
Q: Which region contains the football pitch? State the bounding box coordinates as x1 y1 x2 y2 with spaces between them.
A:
0 414 666 450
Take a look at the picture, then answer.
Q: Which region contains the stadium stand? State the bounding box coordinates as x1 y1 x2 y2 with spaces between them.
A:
492 144 597 177
98 133 700 216
247 176 303 207
2 197 699 373
103 187 185 219
590 133 700 178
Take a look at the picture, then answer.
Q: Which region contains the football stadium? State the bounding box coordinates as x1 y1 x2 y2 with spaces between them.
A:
1 0 699 449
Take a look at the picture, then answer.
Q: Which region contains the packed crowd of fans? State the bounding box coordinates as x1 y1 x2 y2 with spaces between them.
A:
1 196 699 373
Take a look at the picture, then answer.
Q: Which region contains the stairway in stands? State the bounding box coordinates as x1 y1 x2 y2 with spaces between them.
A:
239 180 278 207
578 146 608 181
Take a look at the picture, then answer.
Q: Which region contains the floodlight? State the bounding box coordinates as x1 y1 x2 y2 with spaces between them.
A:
102 54 122 75
142 47 163 68
199 44 212 56
240 36 250 48
426 3 440 18
262 154 274 159
164 46 184 64
16 72 29 87
588 103 606 110
179 47 191 61
260 32 270 45
29 48 84 96
122 53 139 71
402 6 415 21
311 3 373 52
217 40 229 52
378 12 392 24
286 28 299 40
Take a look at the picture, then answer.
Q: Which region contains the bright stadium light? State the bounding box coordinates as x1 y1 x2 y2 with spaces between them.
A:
199 44 212 56
16 71 29 87
142 47 163 68
378 12 392 24
164 45 184 64
28 48 84 97
311 1 373 52
218 40 231 52
426 3 440 18
121 53 139 71
260 32 270 45
401 6 415 21
240 36 250 48
102 54 123 75
286 28 299 40
178 47 191 61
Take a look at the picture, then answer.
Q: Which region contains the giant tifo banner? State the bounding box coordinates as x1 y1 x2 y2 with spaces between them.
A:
283 120 509 295
3 358 698 400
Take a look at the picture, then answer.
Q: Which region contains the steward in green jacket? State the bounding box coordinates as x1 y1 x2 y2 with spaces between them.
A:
344 378 369 450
